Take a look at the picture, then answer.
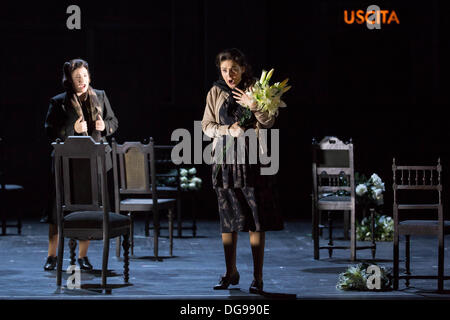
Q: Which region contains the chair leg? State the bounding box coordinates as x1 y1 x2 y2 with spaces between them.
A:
145 211 150 237
1 210 6 235
153 210 159 259
17 213 22 235
177 197 182 238
192 194 197 237
115 236 121 257
122 234 130 283
327 211 333 258
350 208 356 262
168 208 174 257
312 207 319 260
393 231 399 290
56 233 64 286
102 237 110 288
318 209 323 237
438 234 444 292
69 239 77 265
343 210 349 240
130 213 134 256
405 235 411 287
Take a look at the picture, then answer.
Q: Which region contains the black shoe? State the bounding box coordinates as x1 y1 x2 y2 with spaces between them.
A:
213 271 240 290
44 256 57 271
249 279 264 294
77 256 93 271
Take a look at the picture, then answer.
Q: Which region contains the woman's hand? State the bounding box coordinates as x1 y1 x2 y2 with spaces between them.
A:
95 114 105 131
232 87 258 111
74 116 87 133
229 122 244 138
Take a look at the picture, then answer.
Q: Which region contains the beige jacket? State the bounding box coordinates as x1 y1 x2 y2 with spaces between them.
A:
201 86 275 154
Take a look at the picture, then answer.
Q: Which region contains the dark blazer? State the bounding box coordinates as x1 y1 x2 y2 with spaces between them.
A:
45 88 118 144
43 89 118 224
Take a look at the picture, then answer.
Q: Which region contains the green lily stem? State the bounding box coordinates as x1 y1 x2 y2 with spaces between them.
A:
214 137 236 180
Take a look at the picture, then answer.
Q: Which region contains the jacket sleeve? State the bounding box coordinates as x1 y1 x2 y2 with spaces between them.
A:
101 90 118 137
253 109 276 129
201 88 230 138
44 98 66 143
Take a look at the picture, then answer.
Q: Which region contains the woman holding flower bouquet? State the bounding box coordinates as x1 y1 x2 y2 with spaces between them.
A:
201 48 284 294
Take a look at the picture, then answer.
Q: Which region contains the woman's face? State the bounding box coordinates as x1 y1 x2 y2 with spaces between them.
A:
220 59 245 89
71 66 90 94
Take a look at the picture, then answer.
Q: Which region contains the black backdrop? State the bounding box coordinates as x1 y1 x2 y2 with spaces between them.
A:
1 0 449 220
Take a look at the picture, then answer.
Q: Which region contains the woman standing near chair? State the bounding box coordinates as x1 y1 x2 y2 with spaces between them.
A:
43 58 118 271
201 48 283 294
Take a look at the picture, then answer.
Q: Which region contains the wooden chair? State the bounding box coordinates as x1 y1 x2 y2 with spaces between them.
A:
312 136 376 261
154 144 197 238
112 138 176 259
53 136 131 288
0 137 23 235
392 158 450 291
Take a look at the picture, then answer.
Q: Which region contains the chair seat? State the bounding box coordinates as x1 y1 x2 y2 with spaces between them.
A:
64 211 130 229
318 195 352 210
0 184 24 191
156 186 178 192
319 195 350 202
399 220 450 235
120 198 177 211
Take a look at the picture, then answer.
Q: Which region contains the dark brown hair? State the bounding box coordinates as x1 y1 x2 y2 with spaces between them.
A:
215 48 254 89
62 58 91 91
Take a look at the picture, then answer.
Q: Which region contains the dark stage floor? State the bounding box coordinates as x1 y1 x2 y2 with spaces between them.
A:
0 218 450 300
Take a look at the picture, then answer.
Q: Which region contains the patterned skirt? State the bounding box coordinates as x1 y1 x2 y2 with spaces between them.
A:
211 138 284 233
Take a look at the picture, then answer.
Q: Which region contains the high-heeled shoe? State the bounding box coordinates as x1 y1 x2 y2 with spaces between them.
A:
213 271 240 290
44 256 57 271
249 279 264 294
77 256 93 271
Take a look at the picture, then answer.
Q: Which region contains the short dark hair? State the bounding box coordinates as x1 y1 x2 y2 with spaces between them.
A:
62 58 91 91
215 48 254 89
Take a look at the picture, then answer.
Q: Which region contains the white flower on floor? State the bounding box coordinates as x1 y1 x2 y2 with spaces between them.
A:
356 184 368 196
371 187 383 200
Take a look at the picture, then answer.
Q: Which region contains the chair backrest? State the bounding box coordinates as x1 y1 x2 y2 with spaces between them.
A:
392 158 443 222
312 136 355 201
111 138 158 211
52 136 110 226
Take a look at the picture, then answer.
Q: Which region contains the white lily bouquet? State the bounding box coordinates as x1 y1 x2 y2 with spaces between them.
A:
355 173 385 207
180 167 202 191
238 68 291 127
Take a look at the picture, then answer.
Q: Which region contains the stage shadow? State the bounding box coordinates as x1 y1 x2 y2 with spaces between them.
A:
227 287 297 300
301 266 348 274
131 255 178 262
321 258 393 264
83 269 122 278
226 288 297 299
259 291 297 299
156 235 208 240
0 270 23 276
173 235 208 239
44 269 123 281
399 286 450 296
54 283 133 295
